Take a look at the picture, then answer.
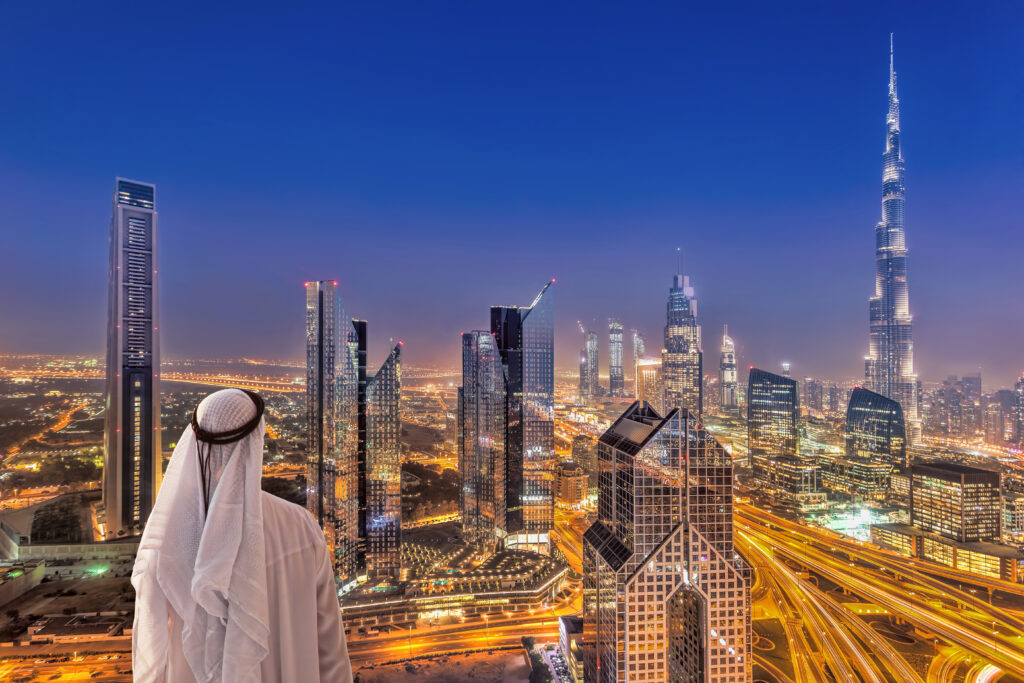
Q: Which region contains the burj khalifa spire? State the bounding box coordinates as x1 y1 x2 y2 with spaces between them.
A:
865 34 919 442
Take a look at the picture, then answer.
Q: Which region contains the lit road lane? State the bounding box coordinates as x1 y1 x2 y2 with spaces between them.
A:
736 506 1024 634
347 616 559 664
742 528 923 683
738 504 1024 601
742 531 883 683
744 525 1024 678
746 542 828 683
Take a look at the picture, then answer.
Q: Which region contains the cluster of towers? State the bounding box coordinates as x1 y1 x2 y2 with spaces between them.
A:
459 282 556 553
304 281 403 586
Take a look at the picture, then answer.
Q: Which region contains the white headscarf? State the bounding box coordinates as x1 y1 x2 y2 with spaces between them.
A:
132 388 270 682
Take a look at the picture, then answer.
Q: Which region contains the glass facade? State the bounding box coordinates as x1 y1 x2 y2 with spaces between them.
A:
608 320 624 397
746 368 799 485
865 37 919 441
305 281 361 584
366 344 403 579
583 402 750 682
632 331 645 396
719 325 737 411
662 269 702 417
845 387 906 474
910 462 1001 543
104 178 161 538
491 281 555 552
585 331 599 398
458 331 507 549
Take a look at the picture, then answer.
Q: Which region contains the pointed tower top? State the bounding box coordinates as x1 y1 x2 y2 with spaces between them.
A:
724 323 728 337
676 247 682 274
889 33 897 95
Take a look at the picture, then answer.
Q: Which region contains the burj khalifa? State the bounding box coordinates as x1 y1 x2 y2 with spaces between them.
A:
865 35 919 442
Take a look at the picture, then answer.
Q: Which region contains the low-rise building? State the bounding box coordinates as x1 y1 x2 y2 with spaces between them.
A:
870 522 1024 583
0 560 45 608
28 614 127 644
559 615 583 682
1004 493 1024 545
555 462 587 509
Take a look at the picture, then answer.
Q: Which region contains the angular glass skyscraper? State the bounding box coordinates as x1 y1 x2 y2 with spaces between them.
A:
491 281 555 553
458 331 507 550
306 283 399 584
104 178 161 538
366 343 402 580
608 320 624 397
845 387 907 471
305 281 361 585
662 259 703 416
865 36 919 442
719 325 738 412
582 402 750 682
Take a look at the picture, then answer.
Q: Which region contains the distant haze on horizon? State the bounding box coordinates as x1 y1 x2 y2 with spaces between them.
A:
2 3 1022 388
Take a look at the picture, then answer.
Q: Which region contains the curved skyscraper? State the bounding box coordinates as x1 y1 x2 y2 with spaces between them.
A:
865 35 919 441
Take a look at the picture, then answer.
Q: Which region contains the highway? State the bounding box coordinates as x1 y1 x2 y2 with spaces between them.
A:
738 505 1024 679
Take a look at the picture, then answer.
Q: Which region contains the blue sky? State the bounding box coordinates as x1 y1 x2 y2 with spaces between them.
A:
2 2 1022 386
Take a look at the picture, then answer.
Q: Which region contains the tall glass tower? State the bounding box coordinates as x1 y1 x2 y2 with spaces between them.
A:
719 325 738 412
608 320 624 397
747 368 799 482
582 403 751 682
459 331 507 550
865 35 919 442
631 330 645 395
585 330 599 398
305 281 360 585
366 343 403 579
662 253 702 416
104 178 161 538
491 281 555 553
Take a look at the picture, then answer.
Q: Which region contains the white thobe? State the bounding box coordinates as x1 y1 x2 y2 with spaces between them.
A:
157 492 353 682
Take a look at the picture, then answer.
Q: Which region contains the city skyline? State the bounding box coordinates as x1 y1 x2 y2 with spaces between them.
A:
2 5 1022 387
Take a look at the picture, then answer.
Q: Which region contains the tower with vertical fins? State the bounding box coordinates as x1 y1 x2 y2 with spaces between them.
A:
865 35 919 442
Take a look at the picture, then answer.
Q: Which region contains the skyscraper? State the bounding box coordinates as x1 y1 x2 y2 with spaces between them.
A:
305 280 360 583
865 35 919 442
585 330 599 398
634 357 663 412
631 330 645 395
491 281 555 553
104 178 161 538
662 253 702 416
845 387 907 470
583 402 750 682
719 325 738 412
608 320 624 397
459 331 507 550
747 368 799 482
306 283 399 583
365 343 403 579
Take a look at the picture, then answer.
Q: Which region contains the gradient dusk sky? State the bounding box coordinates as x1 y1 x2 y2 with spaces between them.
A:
1 2 1022 386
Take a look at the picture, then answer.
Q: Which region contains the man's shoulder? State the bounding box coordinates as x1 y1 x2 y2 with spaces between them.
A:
261 491 324 548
